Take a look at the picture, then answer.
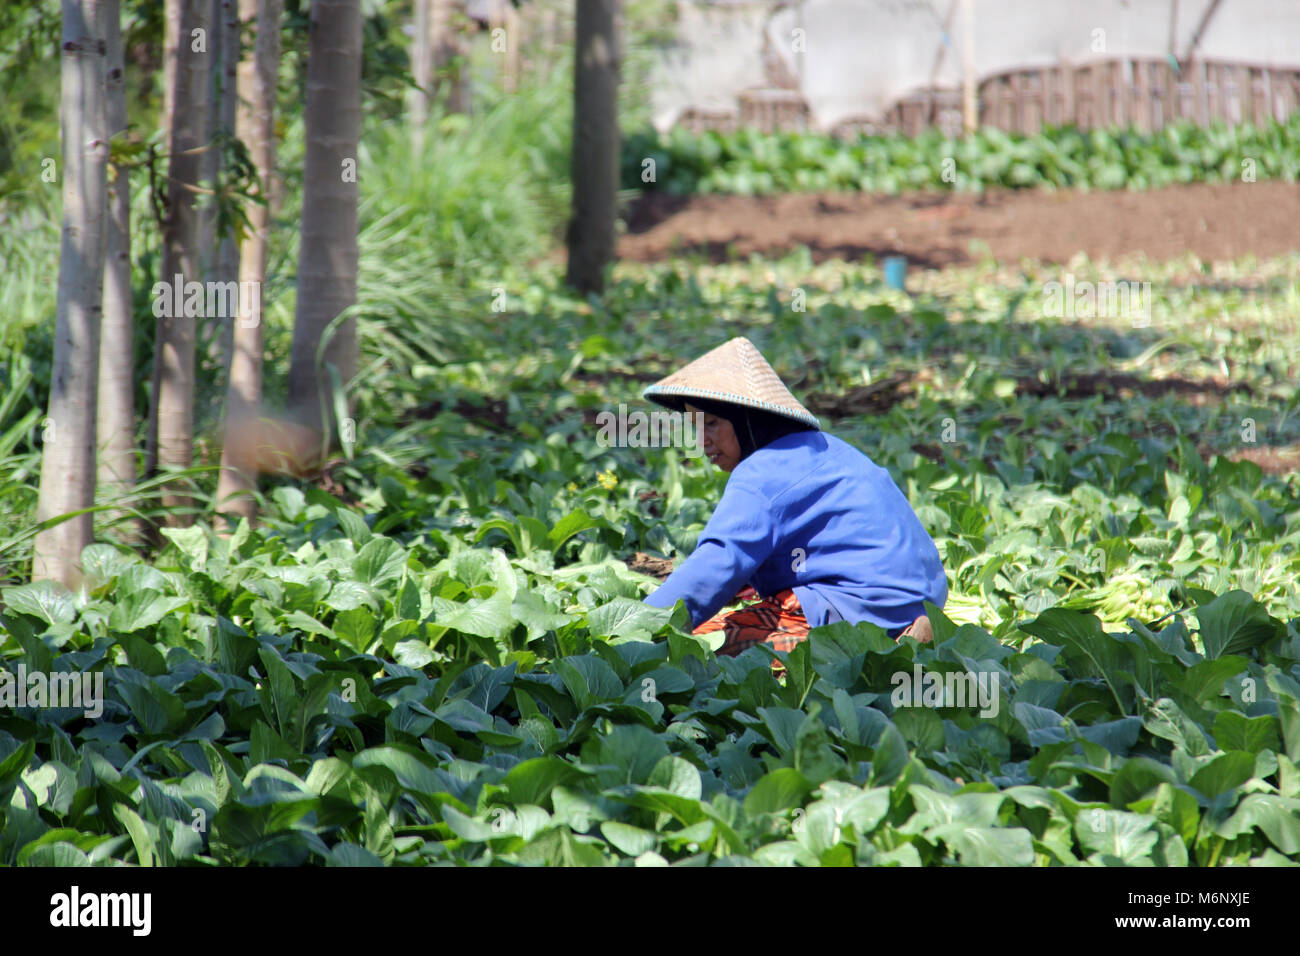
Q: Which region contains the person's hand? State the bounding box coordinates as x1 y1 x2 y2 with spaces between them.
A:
901 614 933 644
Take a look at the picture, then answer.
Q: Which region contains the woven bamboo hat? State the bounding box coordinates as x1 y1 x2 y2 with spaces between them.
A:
642 337 820 430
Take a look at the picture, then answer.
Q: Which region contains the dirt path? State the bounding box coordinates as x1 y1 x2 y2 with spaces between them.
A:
620 181 1300 267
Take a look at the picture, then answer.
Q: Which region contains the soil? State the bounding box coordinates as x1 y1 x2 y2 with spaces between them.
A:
618 182 1300 475
1014 371 1254 403
625 551 675 580
1218 444 1300 475
620 181 1300 267
407 397 511 430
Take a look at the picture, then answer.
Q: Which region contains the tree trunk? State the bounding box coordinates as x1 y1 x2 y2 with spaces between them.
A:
287 0 360 443
200 0 241 386
197 0 221 280
440 0 471 115
409 0 431 152
162 0 177 132
145 0 210 525
215 0 281 524
564 0 620 295
97 0 135 516
34 0 110 589
502 2 519 94
410 0 469 146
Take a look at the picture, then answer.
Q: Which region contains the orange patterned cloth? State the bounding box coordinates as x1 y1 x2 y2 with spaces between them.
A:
693 587 811 675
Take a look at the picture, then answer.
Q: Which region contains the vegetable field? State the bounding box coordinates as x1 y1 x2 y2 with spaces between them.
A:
625 116 1300 196
2 251 1298 867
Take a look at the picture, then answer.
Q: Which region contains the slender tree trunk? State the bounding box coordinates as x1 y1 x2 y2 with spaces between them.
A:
162 0 177 131
97 0 135 518
34 0 110 588
410 0 468 140
145 0 211 526
503 2 519 94
200 0 240 387
197 0 221 280
287 0 360 443
564 0 620 295
409 0 431 152
441 0 470 115
215 0 281 524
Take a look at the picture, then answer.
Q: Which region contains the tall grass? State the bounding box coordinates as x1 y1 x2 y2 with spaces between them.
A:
0 51 581 580
341 58 575 428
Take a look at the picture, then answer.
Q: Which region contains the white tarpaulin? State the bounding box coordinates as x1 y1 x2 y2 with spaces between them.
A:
651 0 1300 133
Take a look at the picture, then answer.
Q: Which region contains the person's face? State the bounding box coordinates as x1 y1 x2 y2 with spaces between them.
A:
686 403 742 472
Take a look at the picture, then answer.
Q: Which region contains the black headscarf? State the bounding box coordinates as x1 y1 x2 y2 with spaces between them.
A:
685 397 815 461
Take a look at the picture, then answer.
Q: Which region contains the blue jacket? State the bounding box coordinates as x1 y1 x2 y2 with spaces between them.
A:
644 430 947 635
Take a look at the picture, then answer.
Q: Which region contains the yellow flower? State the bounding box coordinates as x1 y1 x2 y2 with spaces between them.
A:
566 482 578 492
597 470 618 491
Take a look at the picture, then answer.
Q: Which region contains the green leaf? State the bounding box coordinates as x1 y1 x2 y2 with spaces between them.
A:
272 486 306 520
511 590 571 638
1215 794 1300 854
1110 757 1177 809
112 803 159 867
743 768 813 815
793 712 842 785
1182 656 1250 704
117 678 188 735
647 755 702 800
548 508 603 552
592 725 669 786
1146 782 1200 846
586 597 672 640
434 592 513 639
948 827 1035 866
80 544 133 587
1267 673 1300 762
554 656 624 710
1020 608 1130 714
1212 711 1281 756
0 739 36 801
352 745 443 795
1074 809 1159 863
600 821 658 856
1188 750 1256 799
119 634 167 676
870 722 910 786
327 842 385 867
354 537 406 587
440 805 497 842
161 525 209 567
108 590 189 633
333 607 377 653
1142 697 1210 757
393 639 435 668
1195 590 1281 659
1 581 75 625
503 757 587 806
284 610 334 640
324 580 378 613
906 787 1006 833
20 839 91 867
335 508 372 544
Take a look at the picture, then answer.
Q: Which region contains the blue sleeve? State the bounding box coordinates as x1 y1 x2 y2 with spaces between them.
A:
643 484 775 629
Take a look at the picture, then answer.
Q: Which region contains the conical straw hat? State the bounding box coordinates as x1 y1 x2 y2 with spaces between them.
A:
643 337 820 430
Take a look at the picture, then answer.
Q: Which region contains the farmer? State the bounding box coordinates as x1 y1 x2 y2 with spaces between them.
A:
642 336 947 658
